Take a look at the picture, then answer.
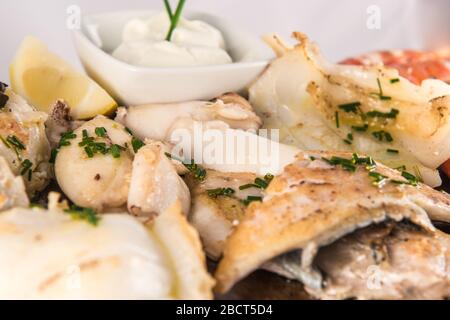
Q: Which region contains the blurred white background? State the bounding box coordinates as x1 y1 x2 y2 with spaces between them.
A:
0 0 448 80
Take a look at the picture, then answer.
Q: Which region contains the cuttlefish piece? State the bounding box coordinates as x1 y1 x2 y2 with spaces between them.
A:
249 32 450 187
115 93 262 142
215 151 450 293
0 195 213 299
185 170 262 260
55 116 133 212
127 140 191 221
0 90 51 194
0 156 29 210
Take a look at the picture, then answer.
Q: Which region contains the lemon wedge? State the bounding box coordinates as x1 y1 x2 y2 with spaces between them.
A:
10 36 117 119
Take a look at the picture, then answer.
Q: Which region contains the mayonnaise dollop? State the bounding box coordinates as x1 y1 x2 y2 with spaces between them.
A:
112 12 232 67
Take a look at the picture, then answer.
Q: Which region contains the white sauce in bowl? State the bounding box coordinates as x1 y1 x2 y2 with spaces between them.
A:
112 12 232 67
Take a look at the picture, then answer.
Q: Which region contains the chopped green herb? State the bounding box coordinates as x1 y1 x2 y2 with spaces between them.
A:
343 132 353 144
322 156 356 172
366 108 399 119
395 165 407 171
335 111 340 128
387 148 399 154
309 156 316 161
207 187 235 198
6 135 25 150
110 144 121 158
338 102 361 113
58 131 77 147
241 196 263 206
124 127 133 135
239 173 274 190
131 137 145 153
351 124 369 132
401 170 419 186
19 159 33 181
49 148 58 164
165 152 206 181
95 127 107 138
373 78 392 100
372 130 393 142
0 136 10 149
368 171 388 186
84 146 94 158
64 205 100 226
390 78 400 84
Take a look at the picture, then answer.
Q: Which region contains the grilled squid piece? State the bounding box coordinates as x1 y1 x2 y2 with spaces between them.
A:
128 140 190 221
215 151 450 299
0 193 214 299
115 93 262 141
185 170 262 260
0 156 29 210
54 116 134 211
249 32 450 187
0 89 50 195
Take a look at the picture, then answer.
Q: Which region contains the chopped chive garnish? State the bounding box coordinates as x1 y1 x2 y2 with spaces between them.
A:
241 196 263 206
338 102 361 113
84 146 94 158
351 124 369 132
390 78 400 83
387 148 399 154
19 159 33 181
64 205 100 226
164 152 206 181
131 137 145 153
369 171 388 186
343 139 352 145
95 127 107 138
373 78 392 100
335 111 340 128
322 156 356 172
239 173 274 190
372 130 393 142
366 108 399 119
6 135 25 150
207 187 235 198
395 165 407 171
110 144 121 158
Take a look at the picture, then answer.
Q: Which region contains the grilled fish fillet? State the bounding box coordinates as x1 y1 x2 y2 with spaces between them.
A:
215 150 450 295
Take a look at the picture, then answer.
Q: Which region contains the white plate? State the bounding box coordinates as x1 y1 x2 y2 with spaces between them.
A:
72 10 273 106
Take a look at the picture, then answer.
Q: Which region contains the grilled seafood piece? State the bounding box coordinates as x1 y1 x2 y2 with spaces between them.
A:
115 92 262 141
307 221 450 299
0 87 51 195
185 170 262 260
0 156 28 210
0 193 214 299
128 140 190 221
54 116 134 211
249 33 450 187
341 47 450 179
215 150 450 297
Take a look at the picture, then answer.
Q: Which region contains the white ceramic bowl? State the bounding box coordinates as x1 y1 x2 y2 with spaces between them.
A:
72 10 273 106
